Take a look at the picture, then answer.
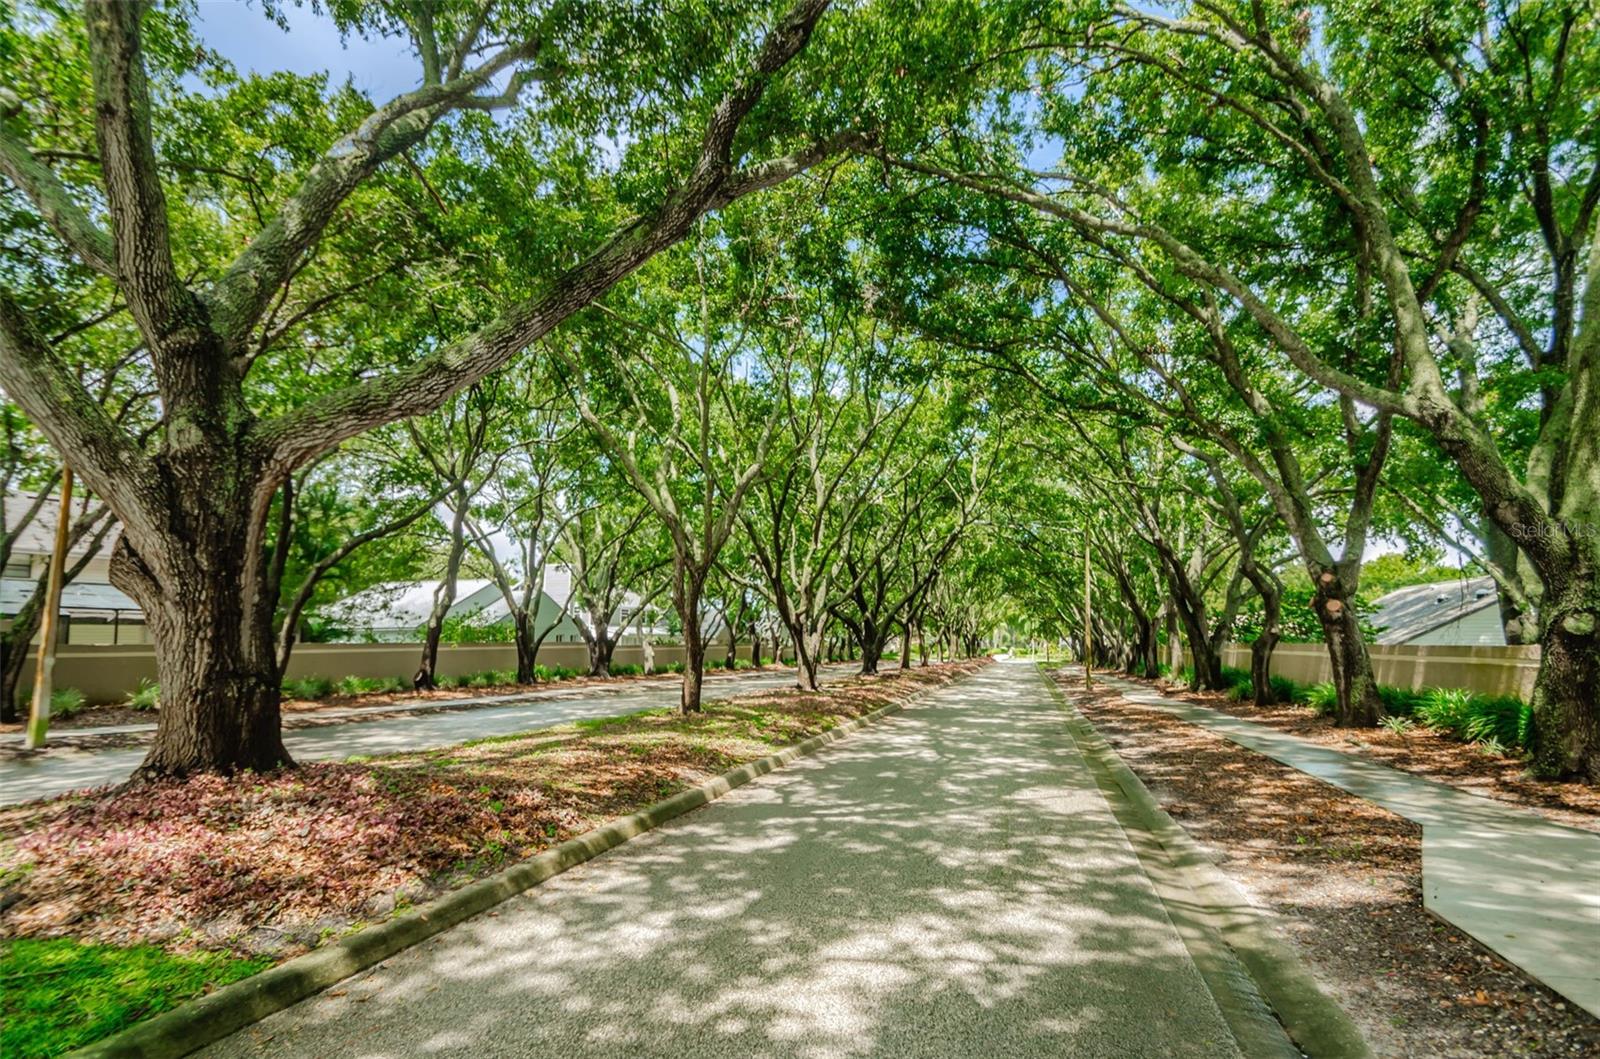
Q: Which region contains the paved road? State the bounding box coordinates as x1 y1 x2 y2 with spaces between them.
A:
203 661 1242 1059
0 667 852 807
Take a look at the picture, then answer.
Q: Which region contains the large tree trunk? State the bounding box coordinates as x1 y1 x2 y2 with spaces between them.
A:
117 512 291 777
1313 570 1383 726
899 620 912 671
1529 575 1600 781
750 629 762 669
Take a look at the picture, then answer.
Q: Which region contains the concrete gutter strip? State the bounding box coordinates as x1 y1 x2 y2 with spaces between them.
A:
1040 667 1372 1059
64 695 918 1059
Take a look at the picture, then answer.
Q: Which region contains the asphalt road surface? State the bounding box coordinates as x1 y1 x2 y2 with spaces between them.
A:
202 660 1243 1059
0 667 851 807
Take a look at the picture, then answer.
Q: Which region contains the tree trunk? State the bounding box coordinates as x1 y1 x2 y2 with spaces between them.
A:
117 516 291 777
792 622 824 692
415 494 468 691
750 630 762 668
579 601 618 677
512 610 536 684
859 633 885 675
1249 631 1280 707
899 620 912 671
1529 575 1600 781
0 601 42 724
675 567 707 713
1177 612 1226 691
1246 574 1283 706
1313 570 1384 726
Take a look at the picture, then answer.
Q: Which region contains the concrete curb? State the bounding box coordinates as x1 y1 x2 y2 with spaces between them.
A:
63 692 922 1059
1039 666 1372 1059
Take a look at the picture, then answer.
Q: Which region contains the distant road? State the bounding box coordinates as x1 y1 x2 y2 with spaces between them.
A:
0 666 852 807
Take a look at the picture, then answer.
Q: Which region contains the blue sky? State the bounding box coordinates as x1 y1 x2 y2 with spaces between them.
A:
192 0 420 100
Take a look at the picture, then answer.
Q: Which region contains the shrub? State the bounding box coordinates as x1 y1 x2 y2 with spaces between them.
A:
1379 715 1413 735
50 687 88 718
1224 666 1254 702
1377 685 1425 716
462 669 515 688
1415 687 1476 736
282 677 334 701
609 663 644 677
1413 687 1532 751
660 661 685 675
335 675 396 696
125 679 159 711
1304 682 1339 716
1269 675 1301 703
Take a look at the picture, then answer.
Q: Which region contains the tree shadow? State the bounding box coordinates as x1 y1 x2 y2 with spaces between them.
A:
201 664 1243 1058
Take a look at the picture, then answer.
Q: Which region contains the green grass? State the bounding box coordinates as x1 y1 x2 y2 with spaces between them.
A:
0 938 271 1059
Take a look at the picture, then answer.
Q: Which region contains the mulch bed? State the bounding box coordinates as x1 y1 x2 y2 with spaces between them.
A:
0 661 985 963
1142 676 1600 833
1056 673 1600 1058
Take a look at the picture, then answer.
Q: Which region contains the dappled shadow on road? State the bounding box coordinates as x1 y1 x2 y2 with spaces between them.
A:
205 663 1239 1059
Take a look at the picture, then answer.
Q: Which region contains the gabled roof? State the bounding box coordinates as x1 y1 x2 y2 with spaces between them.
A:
4 491 119 560
318 579 498 631
0 577 141 617
1368 576 1501 645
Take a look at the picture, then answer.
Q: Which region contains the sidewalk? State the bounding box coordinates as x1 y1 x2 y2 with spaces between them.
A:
200 662 1251 1058
1100 675 1600 1020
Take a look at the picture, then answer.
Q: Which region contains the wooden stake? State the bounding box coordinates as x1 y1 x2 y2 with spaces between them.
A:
1084 534 1093 691
26 465 72 750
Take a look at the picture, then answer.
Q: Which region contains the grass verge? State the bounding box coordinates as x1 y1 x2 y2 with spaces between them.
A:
0 939 271 1058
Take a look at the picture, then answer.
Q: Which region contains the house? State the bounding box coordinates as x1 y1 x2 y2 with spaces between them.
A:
1368 576 1506 646
2 491 146 644
316 578 504 641
318 566 672 645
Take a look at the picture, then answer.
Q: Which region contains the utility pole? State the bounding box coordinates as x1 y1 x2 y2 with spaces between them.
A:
26 466 72 750
1083 534 1093 691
